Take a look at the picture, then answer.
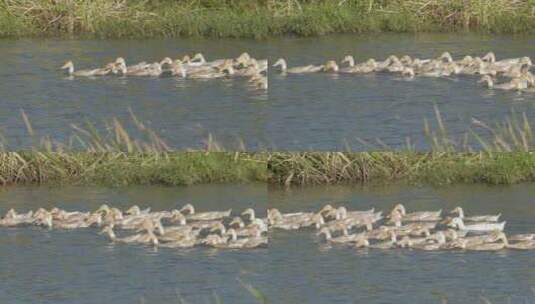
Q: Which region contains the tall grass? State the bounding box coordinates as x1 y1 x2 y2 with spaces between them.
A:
1 0 534 38
0 110 267 186
3 108 535 186
270 108 535 186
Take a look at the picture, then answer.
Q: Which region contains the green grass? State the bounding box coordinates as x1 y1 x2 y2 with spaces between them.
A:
268 151 535 186
1 0 534 38
0 152 268 186
3 108 535 187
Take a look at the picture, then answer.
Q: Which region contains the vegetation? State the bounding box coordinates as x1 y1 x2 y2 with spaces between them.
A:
3 108 535 187
1 0 534 39
268 152 535 186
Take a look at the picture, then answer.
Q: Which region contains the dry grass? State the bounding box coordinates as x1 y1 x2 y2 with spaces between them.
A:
1 0 533 38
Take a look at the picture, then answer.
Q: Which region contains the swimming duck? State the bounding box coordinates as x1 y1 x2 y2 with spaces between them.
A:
503 235 535 250
272 58 323 74
455 232 508 251
100 223 159 246
448 217 506 232
127 62 162 77
125 205 151 216
369 231 398 249
450 207 501 222
478 75 525 90
507 233 535 242
341 55 355 67
179 204 231 221
60 61 111 77
322 60 339 73
317 227 362 244
392 204 442 222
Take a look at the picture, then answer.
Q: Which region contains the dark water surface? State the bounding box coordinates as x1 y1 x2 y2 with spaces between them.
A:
0 39 269 150
268 34 535 150
0 184 534 303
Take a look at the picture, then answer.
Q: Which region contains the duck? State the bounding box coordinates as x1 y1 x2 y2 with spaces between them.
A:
392 204 442 222
398 232 446 251
448 217 506 232
446 230 503 248
126 62 162 77
455 232 508 251
272 58 323 74
215 228 267 249
179 204 231 221
478 75 526 90
53 213 102 229
100 223 159 246
60 61 111 77
450 207 501 222
317 226 363 244
158 234 198 248
507 233 535 242
252 76 268 90
322 60 339 72
187 64 234 79
125 205 151 216
504 235 535 250
341 55 355 67
368 231 398 249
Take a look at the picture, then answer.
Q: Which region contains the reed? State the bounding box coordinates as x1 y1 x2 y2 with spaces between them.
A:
1 0 534 38
270 109 535 186
0 110 267 186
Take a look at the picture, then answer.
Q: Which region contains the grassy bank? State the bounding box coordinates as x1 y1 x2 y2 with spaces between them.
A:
1 0 534 39
0 152 268 186
268 152 535 186
3 109 535 187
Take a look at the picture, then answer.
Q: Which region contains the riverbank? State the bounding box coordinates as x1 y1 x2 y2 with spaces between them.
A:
1 0 534 39
268 152 535 186
1 151 535 187
0 152 268 186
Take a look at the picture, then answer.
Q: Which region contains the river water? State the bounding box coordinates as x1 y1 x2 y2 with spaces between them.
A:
0 184 268 304
268 33 535 150
1 184 534 303
1 34 535 150
0 39 269 150
267 183 535 303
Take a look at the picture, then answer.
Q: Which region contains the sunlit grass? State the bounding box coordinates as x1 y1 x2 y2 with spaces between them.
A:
1 0 534 38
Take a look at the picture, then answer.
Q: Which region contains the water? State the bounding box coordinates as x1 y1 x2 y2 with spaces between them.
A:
268 33 535 150
0 39 269 150
0 184 268 304
1 184 534 303
2 34 535 151
267 183 535 303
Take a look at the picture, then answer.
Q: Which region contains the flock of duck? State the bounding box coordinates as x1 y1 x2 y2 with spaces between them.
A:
269 204 535 251
2 203 534 251
60 52 267 90
0 204 267 249
273 52 535 92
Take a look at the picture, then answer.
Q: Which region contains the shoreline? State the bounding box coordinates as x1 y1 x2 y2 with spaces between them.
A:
2 1 534 39
1 151 535 187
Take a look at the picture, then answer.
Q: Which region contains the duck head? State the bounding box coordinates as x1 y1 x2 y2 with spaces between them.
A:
341 55 355 67
192 53 206 64
179 203 195 215
323 60 339 72
241 208 255 221
60 61 74 74
272 58 287 71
